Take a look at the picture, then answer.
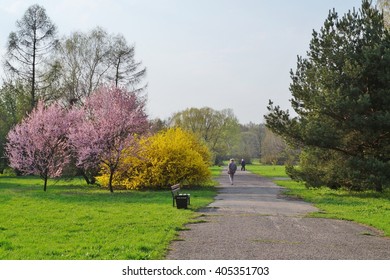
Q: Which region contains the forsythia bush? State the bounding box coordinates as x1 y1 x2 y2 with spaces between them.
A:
97 128 212 189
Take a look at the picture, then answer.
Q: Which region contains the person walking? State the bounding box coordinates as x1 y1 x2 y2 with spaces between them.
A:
240 158 246 171
228 158 237 185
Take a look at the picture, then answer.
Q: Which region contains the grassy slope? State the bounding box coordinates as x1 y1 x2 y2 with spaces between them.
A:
0 174 219 260
248 163 390 237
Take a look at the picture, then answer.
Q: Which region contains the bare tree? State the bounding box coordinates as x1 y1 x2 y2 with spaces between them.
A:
108 34 147 91
260 128 288 165
234 122 264 160
54 29 108 104
54 27 146 106
377 0 390 27
4 4 57 110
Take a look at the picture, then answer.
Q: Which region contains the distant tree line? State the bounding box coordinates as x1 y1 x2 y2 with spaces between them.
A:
168 107 294 165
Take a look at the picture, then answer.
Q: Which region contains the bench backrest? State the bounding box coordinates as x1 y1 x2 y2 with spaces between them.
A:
171 183 181 194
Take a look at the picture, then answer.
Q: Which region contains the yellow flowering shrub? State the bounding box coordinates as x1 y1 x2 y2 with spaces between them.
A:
97 128 212 189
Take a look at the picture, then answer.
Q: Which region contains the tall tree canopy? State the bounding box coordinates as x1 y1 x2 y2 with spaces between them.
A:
54 27 146 106
4 4 58 110
108 34 147 90
265 0 390 191
170 107 240 162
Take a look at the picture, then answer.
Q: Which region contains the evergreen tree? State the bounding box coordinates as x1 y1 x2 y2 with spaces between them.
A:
265 0 390 191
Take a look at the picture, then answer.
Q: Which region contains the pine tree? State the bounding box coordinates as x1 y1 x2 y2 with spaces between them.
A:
265 0 390 191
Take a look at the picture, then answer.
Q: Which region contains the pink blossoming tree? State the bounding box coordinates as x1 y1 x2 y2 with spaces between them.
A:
68 86 148 192
6 101 70 191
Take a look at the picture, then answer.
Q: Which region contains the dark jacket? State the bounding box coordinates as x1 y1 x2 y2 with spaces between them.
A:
228 162 237 174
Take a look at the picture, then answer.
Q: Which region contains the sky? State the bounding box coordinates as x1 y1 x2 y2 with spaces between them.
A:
0 0 365 124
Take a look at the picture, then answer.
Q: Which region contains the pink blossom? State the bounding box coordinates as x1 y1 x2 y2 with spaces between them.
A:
6 101 71 191
68 85 148 192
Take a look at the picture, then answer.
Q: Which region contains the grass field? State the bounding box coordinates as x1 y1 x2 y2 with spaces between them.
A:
248 163 390 237
245 164 288 178
2 163 389 260
0 171 220 260
209 165 223 180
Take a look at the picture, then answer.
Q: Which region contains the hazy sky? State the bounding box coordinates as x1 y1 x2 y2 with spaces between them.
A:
0 0 364 123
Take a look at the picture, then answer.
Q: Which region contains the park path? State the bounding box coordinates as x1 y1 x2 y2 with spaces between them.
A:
166 170 390 259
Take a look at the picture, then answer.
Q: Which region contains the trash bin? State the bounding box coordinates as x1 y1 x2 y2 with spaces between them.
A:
175 195 188 209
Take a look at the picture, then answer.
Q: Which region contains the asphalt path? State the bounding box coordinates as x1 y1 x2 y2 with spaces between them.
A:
167 170 390 260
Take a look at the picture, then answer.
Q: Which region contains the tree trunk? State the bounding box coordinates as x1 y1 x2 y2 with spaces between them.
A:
43 175 48 192
81 171 91 185
31 30 37 110
115 59 120 87
108 170 114 193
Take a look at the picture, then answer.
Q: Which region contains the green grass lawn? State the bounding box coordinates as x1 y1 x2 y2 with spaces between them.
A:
3 163 389 259
0 172 219 260
249 163 390 237
245 163 288 178
209 165 223 178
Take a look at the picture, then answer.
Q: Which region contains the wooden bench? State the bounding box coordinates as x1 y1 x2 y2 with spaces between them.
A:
171 183 190 207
